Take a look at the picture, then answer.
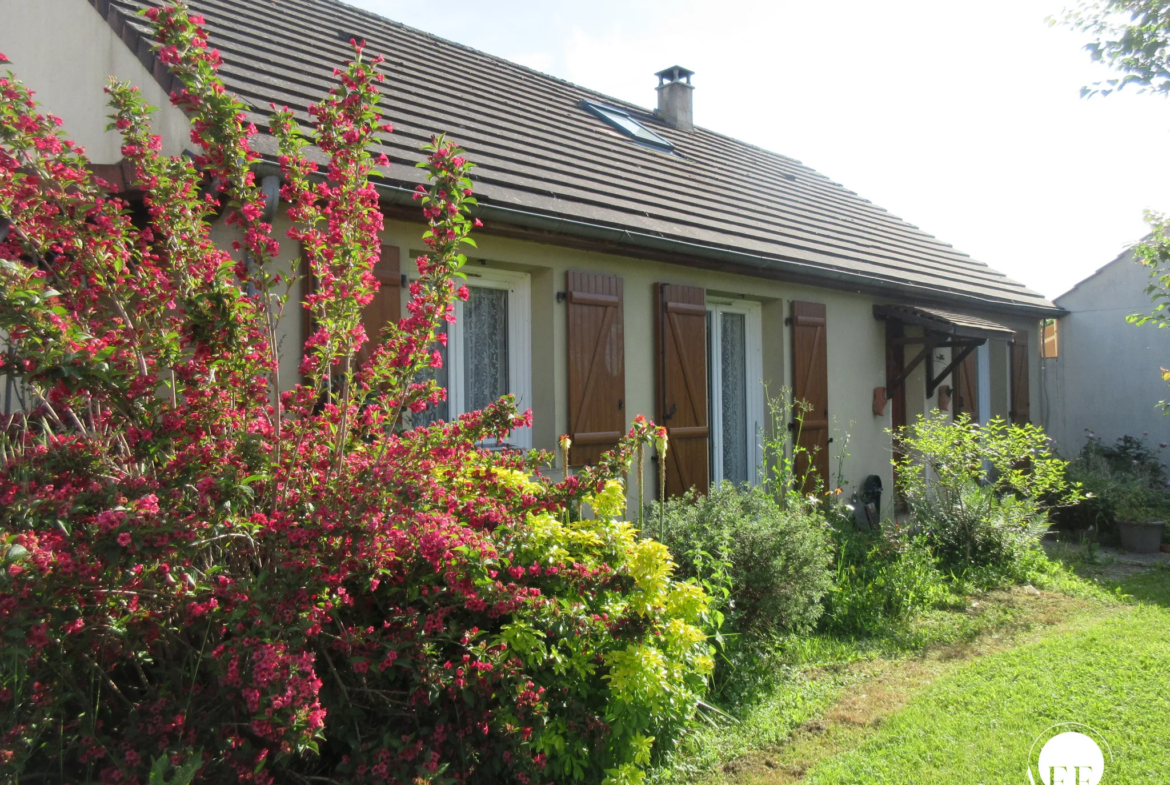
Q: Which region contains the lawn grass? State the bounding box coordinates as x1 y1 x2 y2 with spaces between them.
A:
675 565 1170 784
804 567 1170 784
654 571 1116 783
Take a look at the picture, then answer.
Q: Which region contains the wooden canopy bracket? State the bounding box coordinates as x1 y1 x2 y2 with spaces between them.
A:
885 337 939 394
925 342 980 397
885 338 984 400
876 303 1010 416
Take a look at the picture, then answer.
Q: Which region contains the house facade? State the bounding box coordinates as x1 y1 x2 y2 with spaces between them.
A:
2 0 1060 509
1041 247 1170 457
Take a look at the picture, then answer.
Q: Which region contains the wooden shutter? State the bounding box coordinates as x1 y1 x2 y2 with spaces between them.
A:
655 284 708 497
791 301 830 492
566 271 625 466
357 245 401 367
1041 320 1059 359
954 350 979 419
1010 333 1031 425
301 246 317 382
302 245 400 377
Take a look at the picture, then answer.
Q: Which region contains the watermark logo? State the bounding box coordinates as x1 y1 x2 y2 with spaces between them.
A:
1027 723 1112 785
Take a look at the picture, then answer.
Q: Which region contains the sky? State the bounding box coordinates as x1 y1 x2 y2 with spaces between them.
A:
346 0 1170 301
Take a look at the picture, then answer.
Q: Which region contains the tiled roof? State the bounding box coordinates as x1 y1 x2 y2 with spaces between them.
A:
91 0 1056 313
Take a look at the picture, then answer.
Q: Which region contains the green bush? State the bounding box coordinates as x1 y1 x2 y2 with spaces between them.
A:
650 484 834 639
1057 434 1170 536
910 480 1050 572
1058 453 1122 534
1085 433 1168 483
895 414 1077 575
0 11 713 782
821 520 951 637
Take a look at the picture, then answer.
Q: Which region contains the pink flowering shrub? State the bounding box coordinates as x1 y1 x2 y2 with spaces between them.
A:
0 5 712 784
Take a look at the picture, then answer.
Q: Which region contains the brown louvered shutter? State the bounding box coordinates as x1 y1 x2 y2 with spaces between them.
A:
566 271 625 466
954 351 979 420
357 245 401 367
1042 320 1059 359
791 301 829 492
302 245 400 379
655 284 709 497
301 246 317 382
1010 333 1031 425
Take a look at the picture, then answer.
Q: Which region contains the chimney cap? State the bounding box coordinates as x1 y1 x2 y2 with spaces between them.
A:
655 65 694 87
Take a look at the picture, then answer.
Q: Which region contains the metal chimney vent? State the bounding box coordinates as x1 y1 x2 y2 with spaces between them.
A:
655 65 694 87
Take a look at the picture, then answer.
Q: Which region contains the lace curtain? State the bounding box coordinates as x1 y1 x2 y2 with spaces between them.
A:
463 286 509 412
410 285 509 428
412 324 448 428
720 311 749 484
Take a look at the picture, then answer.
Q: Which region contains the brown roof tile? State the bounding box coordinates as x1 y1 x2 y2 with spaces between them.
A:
92 0 1057 313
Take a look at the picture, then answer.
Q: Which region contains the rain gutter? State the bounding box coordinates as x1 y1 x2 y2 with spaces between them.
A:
251 162 1064 319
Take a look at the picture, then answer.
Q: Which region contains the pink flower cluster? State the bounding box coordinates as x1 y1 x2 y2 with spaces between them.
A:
0 4 677 784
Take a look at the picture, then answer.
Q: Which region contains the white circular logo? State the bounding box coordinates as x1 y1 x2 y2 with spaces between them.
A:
1028 724 1111 785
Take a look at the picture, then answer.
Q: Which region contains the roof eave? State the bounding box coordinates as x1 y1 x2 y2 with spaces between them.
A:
359 176 1063 318
872 304 1020 341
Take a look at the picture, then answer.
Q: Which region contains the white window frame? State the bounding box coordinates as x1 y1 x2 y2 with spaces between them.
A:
706 298 764 486
976 341 991 427
417 267 532 448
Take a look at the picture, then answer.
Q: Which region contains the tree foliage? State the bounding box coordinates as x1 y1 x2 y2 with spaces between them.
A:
1122 213 1170 410
1058 2 1170 402
0 5 711 783
1059 0 1170 96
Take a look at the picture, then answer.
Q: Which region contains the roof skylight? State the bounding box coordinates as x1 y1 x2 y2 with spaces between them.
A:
581 100 674 153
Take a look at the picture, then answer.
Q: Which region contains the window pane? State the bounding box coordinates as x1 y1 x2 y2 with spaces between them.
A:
412 324 448 428
721 312 748 484
463 286 509 412
585 102 674 151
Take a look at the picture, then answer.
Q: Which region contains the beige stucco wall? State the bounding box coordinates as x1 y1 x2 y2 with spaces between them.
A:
162 204 1039 517
1 0 191 162
369 217 1039 510
388 220 1040 511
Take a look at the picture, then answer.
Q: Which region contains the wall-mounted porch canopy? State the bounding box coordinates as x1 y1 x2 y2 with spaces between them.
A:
874 304 1016 397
